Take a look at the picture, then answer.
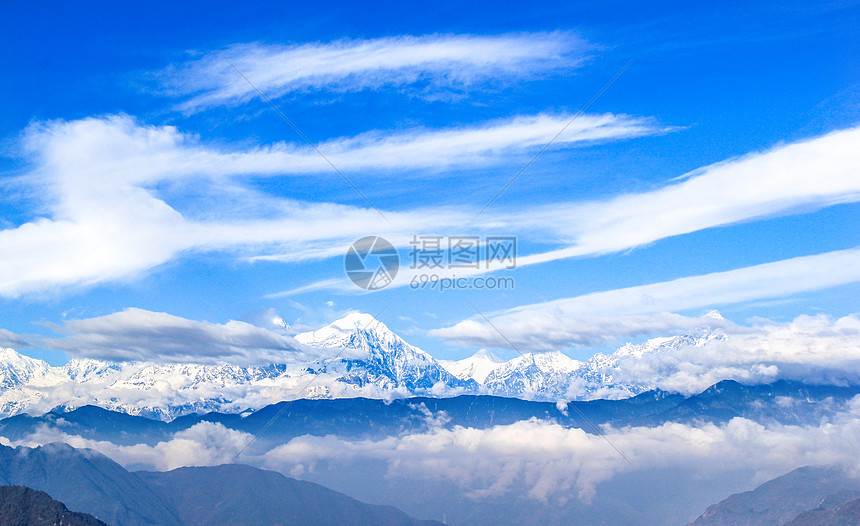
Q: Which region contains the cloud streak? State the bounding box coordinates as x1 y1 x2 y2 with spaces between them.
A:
431 247 860 350
156 33 589 110
0 112 666 298
285 125 860 295
3 116 858 301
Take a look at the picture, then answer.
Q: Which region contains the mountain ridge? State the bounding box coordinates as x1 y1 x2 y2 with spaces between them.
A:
2 380 856 450
688 465 860 526
1 311 856 421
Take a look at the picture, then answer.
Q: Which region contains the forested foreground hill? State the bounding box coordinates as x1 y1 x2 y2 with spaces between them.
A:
0 486 107 526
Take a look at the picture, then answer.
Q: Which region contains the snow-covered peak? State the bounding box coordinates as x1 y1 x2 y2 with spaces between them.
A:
479 350 581 399
440 349 505 383
702 310 725 321
613 328 727 359
536 351 582 373
445 349 581 390
296 312 397 349
0 348 51 389
63 358 121 381
516 351 581 374
331 312 378 329
472 349 503 362
1 347 32 363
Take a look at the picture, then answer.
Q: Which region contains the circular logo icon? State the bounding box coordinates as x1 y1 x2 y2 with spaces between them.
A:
345 236 399 290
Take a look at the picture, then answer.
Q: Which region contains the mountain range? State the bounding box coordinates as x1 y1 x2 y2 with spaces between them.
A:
0 311 845 421
2 380 856 449
1 380 858 526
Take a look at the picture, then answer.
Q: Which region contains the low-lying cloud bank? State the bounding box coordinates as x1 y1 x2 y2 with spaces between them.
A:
1 422 247 471
565 313 860 398
6 398 860 503
260 406 860 501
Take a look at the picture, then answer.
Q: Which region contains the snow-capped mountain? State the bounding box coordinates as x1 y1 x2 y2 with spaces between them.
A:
0 310 823 420
0 313 473 420
477 351 581 399
0 348 73 417
0 347 51 389
572 327 730 399
436 315 732 401
439 349 504 384
441 349 589 400
296 312 468 391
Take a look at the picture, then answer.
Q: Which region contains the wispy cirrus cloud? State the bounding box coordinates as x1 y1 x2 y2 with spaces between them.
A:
24 112 657 181
430 247 860 350
281 125 860 295
2 115 858 300
0 113 664 298
155 32 590 110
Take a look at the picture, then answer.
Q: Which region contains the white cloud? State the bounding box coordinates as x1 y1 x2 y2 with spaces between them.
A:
407 124 860 263
549 125 860 254
287 125 860 295
261 406 860 502
3 115 859 300
0 113 662 298
431 247 860 350
42 308 308 364
156 33 589 110
24 111 658 180
7 422 251 471
578 313 860 397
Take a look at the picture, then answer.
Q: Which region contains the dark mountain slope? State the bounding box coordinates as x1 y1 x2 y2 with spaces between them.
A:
657 380 859 425
784 497 860 526
0 485 107 526
689 466 860 526
0 443 179 526
136 463 442 526
4 381 856 449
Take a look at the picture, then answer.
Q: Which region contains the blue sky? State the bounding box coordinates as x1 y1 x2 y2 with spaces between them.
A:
1 0 858 365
